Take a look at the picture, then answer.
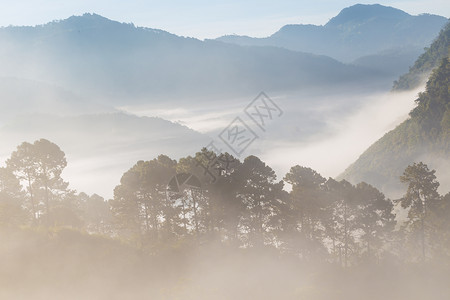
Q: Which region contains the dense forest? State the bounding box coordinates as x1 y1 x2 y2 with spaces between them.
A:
1 135 449 299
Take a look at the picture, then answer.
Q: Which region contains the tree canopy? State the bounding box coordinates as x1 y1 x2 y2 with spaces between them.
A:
2 139 449 266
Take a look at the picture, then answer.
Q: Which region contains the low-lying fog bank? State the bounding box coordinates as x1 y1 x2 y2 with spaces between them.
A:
1 228 449 300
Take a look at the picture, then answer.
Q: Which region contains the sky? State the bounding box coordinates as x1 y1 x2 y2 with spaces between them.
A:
0 0 448 39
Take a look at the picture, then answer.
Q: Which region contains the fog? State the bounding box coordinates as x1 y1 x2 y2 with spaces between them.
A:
121 86 422 188
0 84 430 200
0 113 210 198
262 88 422 181
1 7 449 300
4 82 449 300
0 77 415 199
1 224 450 300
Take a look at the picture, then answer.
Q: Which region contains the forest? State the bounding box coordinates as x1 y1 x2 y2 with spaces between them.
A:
1 138 449 264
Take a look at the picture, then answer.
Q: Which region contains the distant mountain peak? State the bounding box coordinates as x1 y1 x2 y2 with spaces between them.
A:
44 13 121 30
66 13 111 21
216 3 446 63
66 13 112 22
326 4 410 27
38 13 181 38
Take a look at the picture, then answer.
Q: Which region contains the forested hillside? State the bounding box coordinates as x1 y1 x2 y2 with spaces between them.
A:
393 21 450 90
341 57 450 196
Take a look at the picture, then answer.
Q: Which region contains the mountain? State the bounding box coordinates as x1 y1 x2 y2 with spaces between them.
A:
0 13 390 106
352 48 423 77
393 21 450 90
0 77 114 125
0 13 387 198
340 57 450 197
216 4 447 72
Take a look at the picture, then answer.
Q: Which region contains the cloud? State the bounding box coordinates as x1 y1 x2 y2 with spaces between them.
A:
260 87 424 180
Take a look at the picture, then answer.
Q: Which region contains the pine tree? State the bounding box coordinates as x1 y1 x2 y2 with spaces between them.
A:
400 162 440 261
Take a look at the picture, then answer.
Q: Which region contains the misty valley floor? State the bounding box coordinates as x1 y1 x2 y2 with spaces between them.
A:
0 228 449 300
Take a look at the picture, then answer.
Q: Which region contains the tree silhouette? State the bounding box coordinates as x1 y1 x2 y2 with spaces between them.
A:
354 182 395 261
237 155 284 247
0 167 27 227
400 162 440 261
7 139 68 225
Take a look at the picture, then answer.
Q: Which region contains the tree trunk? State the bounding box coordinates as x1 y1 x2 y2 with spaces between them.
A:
182 197 188 233
144 200 150 233
44 178 51 226
191 190 199 235
27 172 37 223
344 201 348 268
421 217 425 261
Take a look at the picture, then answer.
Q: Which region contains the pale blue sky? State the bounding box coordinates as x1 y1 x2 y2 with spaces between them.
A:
0 0 448 39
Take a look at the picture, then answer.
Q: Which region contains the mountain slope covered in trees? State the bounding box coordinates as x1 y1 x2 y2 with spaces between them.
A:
393 21 450 90
340 57 450 197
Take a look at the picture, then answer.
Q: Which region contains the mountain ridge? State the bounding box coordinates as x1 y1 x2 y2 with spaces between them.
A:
216 4 447 65
0 12 388 105
325 4 410 26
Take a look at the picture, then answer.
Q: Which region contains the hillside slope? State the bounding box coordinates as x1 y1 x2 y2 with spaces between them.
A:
0 13 383 105
393 21 450 90
340 57 450 197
